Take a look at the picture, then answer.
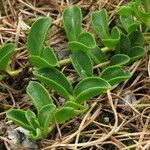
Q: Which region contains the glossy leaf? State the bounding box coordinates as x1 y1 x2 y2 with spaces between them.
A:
128 46 145 63
38 104 56 133
63 6 82 41
100 66 132 86
71 51 93 78
27 81 52 112
55 101 87 124
110 54 130 66
68 32 96 52
0 43 15 70
27 17 51 55
74 77 111 104
6 109 33 131
92 9 110 39
128 31 144 47
87 47 106 64
33 68 73 99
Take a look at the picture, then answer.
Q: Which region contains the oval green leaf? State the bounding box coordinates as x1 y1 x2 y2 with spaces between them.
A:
116 33 130 55
27 81 52 112
120 15 139 33
100 66 132 86
68 41 90 52
128 46 145 63
38 104 56 132
71 51 93 78
6 109 33 131
25 110 39 130
55 101 87 124
128 31 144 47
0 43 15 71
41 47 58 66
110 54 130 66
87 47 106 64
27 17 51 55
92 9 110 39
33 68 73 99
63 6 82 41
77 32 96 49
74 77 111 104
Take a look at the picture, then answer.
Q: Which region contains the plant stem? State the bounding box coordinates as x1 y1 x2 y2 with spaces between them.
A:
57 46 109 66
0 46 110 80
93 61 110 69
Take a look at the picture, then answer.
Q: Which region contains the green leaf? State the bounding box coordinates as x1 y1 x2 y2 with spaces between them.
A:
68 41 89 52
92 9 110 39
29 47 58 69
77 32 96 49
116 33 130 55
68 32 96 52
27 81 52 112
128 46 145 63
6 109 33 131
120 15 139 33
74 77 111 104
102 26 121 50
110 54 130 66
100 66 132 86
25 110 39 130
116 6 133 15
55 101 87 124
71 51 93 78
87 47 106 64
28 128 43 141
128 31 144 47
0 43 15 71
38 104 56 132
63 6 82 41
29 55 54 69
33 68 73 99
27 17 51 55
41 47 58 65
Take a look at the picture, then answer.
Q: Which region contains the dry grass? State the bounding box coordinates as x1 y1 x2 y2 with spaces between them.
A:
0 0 150 149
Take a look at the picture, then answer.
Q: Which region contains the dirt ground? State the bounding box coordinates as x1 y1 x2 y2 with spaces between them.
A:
0 0 150 149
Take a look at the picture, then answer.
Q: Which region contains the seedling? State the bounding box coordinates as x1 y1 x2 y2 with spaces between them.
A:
6 3 146 141
7 81 56 140
6 81 87 140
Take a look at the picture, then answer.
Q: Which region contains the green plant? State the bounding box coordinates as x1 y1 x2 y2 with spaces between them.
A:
7 81 56 140
0 43 15 73
6 3 147 141
116 0 150 29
